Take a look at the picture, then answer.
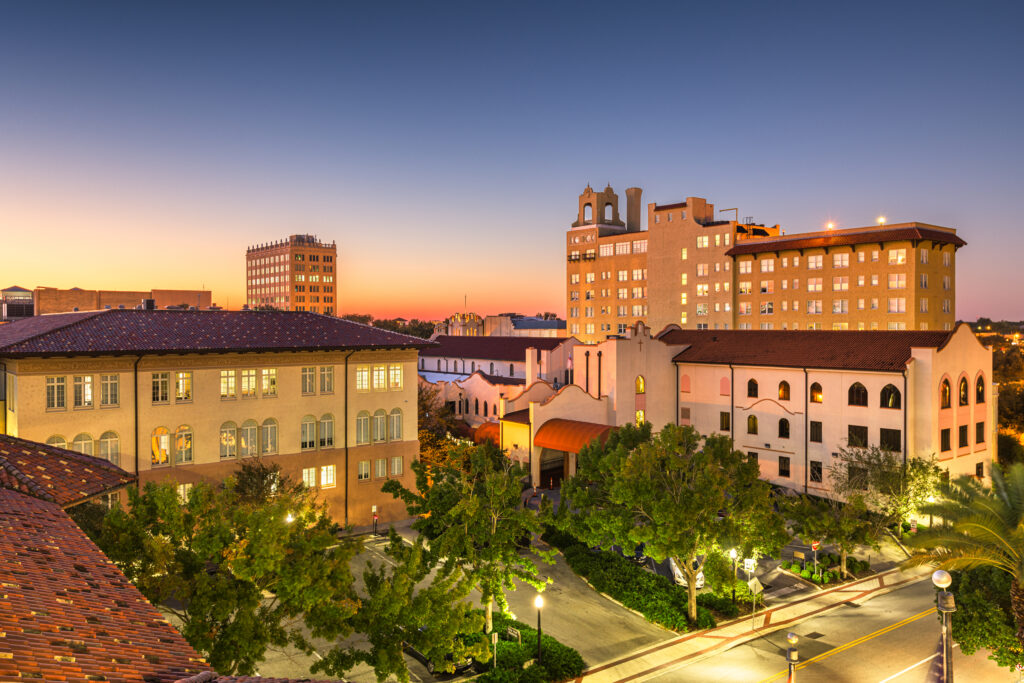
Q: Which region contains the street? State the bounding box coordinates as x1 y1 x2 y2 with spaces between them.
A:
650 579 1012 682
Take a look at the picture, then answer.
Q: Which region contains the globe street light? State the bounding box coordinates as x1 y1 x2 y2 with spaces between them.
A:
785 632 799 682
729 548 738 605
534 594 544 666
933 569 956 683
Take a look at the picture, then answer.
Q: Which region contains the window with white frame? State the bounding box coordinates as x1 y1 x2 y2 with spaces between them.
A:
697 235 709 248
301 415 317 450
72 432 93 456
174 425 193 464
389 408 403 441
391 456 403 476
760 258 774 272
261 368 278 396
888 273 907 289
697 263 709 276
100 374 119 406
889 248 907 265
375 458 387 478
833 299 849 314
833 276 849 291
356 411 371 444
321 464 336 488
73 375 93 408
833 253 849 268
301 367 316 394
220 370 236 399
220 422 237 458
372 365 387 390
320 414 335 447
888 297 906 313
807 255 823 270
152 372 170 403
302 467 317 488
807 300 823 314
261 418 278 454
358 460 370 481
320 366 334 393
807 278 823 292
356 365 370 391
175 371 193 402
98 431 119 466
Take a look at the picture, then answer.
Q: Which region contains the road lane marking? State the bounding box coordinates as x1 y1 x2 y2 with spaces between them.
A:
756 607 937 683
876 642 958 683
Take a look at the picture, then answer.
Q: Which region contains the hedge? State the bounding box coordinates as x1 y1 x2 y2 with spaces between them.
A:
476 612 585 683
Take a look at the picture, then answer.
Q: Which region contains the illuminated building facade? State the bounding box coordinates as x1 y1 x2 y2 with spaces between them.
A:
246 234 337 315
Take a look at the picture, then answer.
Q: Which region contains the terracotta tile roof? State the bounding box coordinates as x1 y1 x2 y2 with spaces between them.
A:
421 335 568 362
0 435 135 508
175 674 341 683
501 408 531 424
478 372 526 386
533 419 614 454
473 421 500 445
0 309 433 357
659 329 953 372
726 222 965 256
0 488 213 682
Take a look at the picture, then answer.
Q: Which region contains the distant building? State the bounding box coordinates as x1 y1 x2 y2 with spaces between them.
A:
1 286 33 321
33 286 212 314
246 234 338 315
433 312 484 336
484 314 567 338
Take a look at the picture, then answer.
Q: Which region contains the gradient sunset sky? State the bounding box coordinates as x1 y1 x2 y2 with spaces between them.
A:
2 1 1022 320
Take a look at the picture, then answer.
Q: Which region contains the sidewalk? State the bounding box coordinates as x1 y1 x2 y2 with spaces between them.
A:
577 564 931 683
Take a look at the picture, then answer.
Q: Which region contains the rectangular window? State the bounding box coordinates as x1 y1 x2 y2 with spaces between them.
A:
760 302 773 315
920 298 929 313
598 244 613 257
888 273 907 289
941 428 951 452
810 461 823 483
832 276 849 291
614 242 630 255
888 297 906 313
236 369 254 398
100 374 119 406
720 411 730 431
73 375 94 408
356 365 370 391
302 467 317 488
388 363 403 390
959 425 969 448
880 428 902 452
810 421 823 443
697 263 709 276
261 368 278 396
697 235 709 248
807 255 823 270
375 458 387 478
175 371 193 402
301 367 316 394
976 421 986 444
321 464 336 488
760 258 775 272
833 299 848 314
807 300 823 314
739 260 752 274
152 372 170 403
301 419 317 450
943 252 951 267
372 364 387 390
778 456 791 478
889 248 907 265
833 253 849 268
807 278 822 292
220 370 236 399
46 376 66 409
848 425 868 448
320 366 334 393
391 456 403 476
760 280 774 294
920 248 929 264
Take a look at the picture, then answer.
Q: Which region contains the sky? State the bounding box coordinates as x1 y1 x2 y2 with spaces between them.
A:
1 1 1022 320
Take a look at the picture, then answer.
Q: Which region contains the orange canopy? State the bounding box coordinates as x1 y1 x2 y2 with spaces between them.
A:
533 418 614 454
473 421 500 445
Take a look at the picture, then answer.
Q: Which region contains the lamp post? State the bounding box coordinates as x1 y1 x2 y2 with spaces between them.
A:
785 632 799 682
933 569 956 683
729 548 738 605
534 594 544 666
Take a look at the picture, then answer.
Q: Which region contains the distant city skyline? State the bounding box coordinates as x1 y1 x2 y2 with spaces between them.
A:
2 1 1022 320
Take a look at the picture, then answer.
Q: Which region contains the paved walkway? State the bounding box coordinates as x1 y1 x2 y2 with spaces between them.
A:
577 565 931 683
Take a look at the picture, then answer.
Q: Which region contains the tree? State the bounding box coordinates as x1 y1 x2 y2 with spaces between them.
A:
999 384 1024 433
944 566 1024 671
998 431 1024 466
829 446 943 538
555 424 786 623
383 441 550 634
418 382 460 438
343 313 374 325
906 463 1024 651
787 494 877 579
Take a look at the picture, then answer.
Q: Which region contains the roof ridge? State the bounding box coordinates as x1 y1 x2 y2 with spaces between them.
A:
0 454 56 502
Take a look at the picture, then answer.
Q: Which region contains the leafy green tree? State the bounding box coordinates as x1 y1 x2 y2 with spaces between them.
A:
945 566 1024 671
555 424 786 622
384 441 551 633
999 384 1024 433
418 382 460 438
907 464 1024 650
787 494 877 579
342 313 374 325
998 431 1024 466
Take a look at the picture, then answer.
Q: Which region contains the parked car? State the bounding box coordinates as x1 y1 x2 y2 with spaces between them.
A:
402 629 477 676
668 557 705 588
631 543 649 565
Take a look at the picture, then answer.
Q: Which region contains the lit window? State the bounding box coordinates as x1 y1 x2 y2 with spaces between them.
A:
321 464 336 488
832 253 849 268
174 425 193 464
261 419 278 454
356 365 370 391
261 368 278 396
73 376 94 408
240 369 257 398
302 467 317 488
220 422 238 458
175 372 193 402
177 483 193 503
807 255 823 270
810 383 823 403
220 370 236 399
635 409 645 426
151 426 170 465
372 365 387 390
389 363 404 390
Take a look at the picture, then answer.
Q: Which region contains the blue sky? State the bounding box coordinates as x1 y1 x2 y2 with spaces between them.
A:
1 1 1021 318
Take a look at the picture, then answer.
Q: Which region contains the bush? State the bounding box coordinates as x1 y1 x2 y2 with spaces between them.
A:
697 592 739 619
790 564 802 574
695 606 716 630
481 611 586 682
800 569 812 580
701 550 733 592
780 560 791 570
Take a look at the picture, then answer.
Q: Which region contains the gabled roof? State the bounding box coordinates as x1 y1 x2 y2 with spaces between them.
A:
420 335 568 362
660 329 953 372
2 285 31 292
726 222 965 256
0 435 135 507
501 408 531 424
0 309 433 357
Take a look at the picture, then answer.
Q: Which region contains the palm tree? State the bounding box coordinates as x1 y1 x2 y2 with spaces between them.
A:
905 463 1024 646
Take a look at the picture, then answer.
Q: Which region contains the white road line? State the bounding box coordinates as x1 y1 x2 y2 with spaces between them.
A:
876 643 958 682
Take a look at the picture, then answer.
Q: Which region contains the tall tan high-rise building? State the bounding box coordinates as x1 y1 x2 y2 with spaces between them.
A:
246 234 338 315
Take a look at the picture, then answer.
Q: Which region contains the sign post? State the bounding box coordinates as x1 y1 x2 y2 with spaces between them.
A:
492 631 498 669
748 577 763 630
811 541 820 575
372 505 378 536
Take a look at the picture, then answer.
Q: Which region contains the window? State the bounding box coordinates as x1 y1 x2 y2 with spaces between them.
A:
832 276 849 292
320 414 335 447
976 462 985 478
220 422 237 458
356 365 370 391
389 408 403 441
697 235 709 248
889 248 907 265
977 421 986 444
940 379 951 408
302 467 317 488
738 260 752 274
320 366 334 393
739 302 752 316
152 372 170 403
697 264 709 277
375 458 387 478
720 411 731 431
807 300 823 314
239 420 258 457
174 425 193 464
747 415 758 435
373 365 387 390
239 369 256 398
779 381 790 401
941 428 951 452
261 368 277 396
358 460 371 481
810 421 823 443
880 384 901 409
372 409 387 442
760 302 774 315
920 248 929 264
920 298 929 314
778 456 791 478
635 376 646 394
810 461 823 483
760 258 775 272
959 425 969 448
220 370 236 399
389 364 403 390
635 409 645 426
175 372 193 402
177 483 193 503
887 298 906 314
976 376 986 404
848 382 868 407
73 376 94 408
779 418 790 439
748 452 758 464
100 374 119 406
833 253 849 268
46 435 67 449
810 382 823 403
261 418 278 454
152 426 170 465
391 456 403 476
888 273 907 290
71 433 94 456
301 415 317 450
98 431 119 466
301 367 316 394
807 255 823 270
848 425 868 448
747 379 758 398
959 377 969 406
356 411 371 445
321 464 336 488
807 278 823 292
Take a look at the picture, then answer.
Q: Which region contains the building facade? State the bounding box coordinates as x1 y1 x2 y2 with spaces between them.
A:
33 286 213 314
0 310 427 525
246 234 338 315
1 286 33 321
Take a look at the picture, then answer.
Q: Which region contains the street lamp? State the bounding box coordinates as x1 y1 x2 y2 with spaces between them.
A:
534 594 544 666
785 632 799 682
729 548 738 605
933 569 956 683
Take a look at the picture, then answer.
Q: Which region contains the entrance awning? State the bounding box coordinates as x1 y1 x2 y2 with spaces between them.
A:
533 419 614 454
473 421 500 445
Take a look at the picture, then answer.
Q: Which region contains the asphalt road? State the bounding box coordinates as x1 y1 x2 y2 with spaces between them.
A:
650 579 1013 682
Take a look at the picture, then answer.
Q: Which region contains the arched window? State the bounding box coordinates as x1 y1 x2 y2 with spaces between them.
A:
372 409 387 442
46 435 67 449
959 377 969 406
301 415 317 450
320 414 335 447
484 402 489 417
72 433 93 456
239 420 258 457
489 362 495 374
389 408 403 441
635 376 646 394
260 418 278 454
471 361 476 372
778 381 790 401
493 403 498 416
810 382 823 403
436 359 441 371
848 382 868 407
584 203 593 222
98 431 120 466
474 398 479 415
174 425 193 464
940 379 951 409
747 415 758 434
778 419 790 439
747 379 758 398
220 422 238 459
976 376 986 404
509 363 514 376
151 426 170 465
604 203 613 221
356 411 370 445
880 384 901 409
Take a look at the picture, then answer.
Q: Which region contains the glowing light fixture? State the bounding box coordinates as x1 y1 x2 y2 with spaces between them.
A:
877 215 887 225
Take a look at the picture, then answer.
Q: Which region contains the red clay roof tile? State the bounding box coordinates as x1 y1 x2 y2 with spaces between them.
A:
420 335 569 362
725 223 965 256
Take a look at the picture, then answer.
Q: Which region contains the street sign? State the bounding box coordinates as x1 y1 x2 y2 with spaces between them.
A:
811 541 820 551
748 577 764 595
910 518 918 533
743 558 756 573
507 626 521 643
793 550 805 560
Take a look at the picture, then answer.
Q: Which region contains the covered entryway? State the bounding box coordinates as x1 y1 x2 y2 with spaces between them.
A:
532 418 614 488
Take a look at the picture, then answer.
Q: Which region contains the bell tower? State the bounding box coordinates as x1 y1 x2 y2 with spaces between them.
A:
572 184 624 227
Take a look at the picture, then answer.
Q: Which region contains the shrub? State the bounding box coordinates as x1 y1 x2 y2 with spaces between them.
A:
790 564 802 574
811 573 822 584
822 572 831 585
695 606 716 630
697 592 739 619
478 668 521 683
780 560 791 570
478 612 586 682
701 550 733 592
800 569 812 580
